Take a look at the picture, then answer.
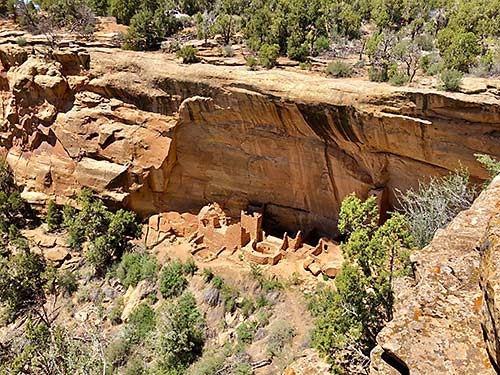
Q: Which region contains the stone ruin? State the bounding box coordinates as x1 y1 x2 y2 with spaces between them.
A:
144 203 344 278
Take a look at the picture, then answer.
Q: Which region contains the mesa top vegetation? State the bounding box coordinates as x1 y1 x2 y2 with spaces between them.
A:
2 0 500 87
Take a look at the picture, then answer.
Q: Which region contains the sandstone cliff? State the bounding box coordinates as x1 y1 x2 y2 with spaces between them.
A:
1 44 500 239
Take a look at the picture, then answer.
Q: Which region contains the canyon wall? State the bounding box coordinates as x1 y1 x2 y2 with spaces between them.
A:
1 45 500 240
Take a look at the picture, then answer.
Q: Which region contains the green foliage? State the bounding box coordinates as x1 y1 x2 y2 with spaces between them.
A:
245 56 258 70
258 43 280 68
124 8 181 51
86 0 109 15
419 53 443 76
314 36 330 53
183 257 198 276
388 65 409 86
234 362 253 375
159 260 188 299
309 194 413 370
287 43 309 62
211 275 224 289
186 350 226 375
338 193 378 236
127 303 156 343
62 189 141 274
236 321 258 344
110 0 139 24
212 13 240 45
397 168 476 248
326 61 354 78
176 45 199 63
2 319 104 374
154 292 205 372
368 64 388 82
106 336 130 369
439 69 463 91
202 267 214 282
475 154 500 184
220 282 238 312
0 248 46 319
116 251 158 288
108 302 123 325
437 30 480 72
15 37 27 46
240 296 255 318
250 263 283 292
56 269 78 296
46 199 62 232
0 159 27 233
266 320 295 358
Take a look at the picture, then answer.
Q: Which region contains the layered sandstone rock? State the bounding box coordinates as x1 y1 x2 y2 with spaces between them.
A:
1 44 500 240
370 176 500 375
480 198 500 370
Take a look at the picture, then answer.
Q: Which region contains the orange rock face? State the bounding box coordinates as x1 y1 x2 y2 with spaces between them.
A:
1 44 499 240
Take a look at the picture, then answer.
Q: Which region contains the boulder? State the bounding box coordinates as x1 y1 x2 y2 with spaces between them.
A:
121 280 156 322
44 247 70 263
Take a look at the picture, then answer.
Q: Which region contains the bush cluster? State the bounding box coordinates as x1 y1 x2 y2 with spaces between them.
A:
61 189 142 274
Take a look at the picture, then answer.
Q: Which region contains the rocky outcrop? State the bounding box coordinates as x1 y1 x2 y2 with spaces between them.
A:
480 196 500 371
1 44 500 239
370 176 500 375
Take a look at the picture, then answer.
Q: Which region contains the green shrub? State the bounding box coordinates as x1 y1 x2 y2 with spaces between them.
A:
326 60 353 78
419 53 443 76
160 260 188 299
57 269 78 296
234 362 253 375
287 44 308 62
388 65 409 86
314 36 330 53
176 46 199 63
106 336 130 369
266 320 296 358
245 56 258 70
475 154 500 184
211 275 224 289
397 168 476 248
126 303 156 343
202 268 214 282
240 297 255 318
440 69 463 91
0 159 27 233
236 321 258 344
368 64 388 82
309 194 414 371
46 199 62 232
258 43 280 68
154 292 205 372
63 189 141 274
15 37 27 47
0 249 46 319
186 350 225 375
250 263 283 292
299 61 312 70
220 283 238 312
183 258 198 276
123 357 146 375
108 303 123 325
116 252 158 288
123 8 181 51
